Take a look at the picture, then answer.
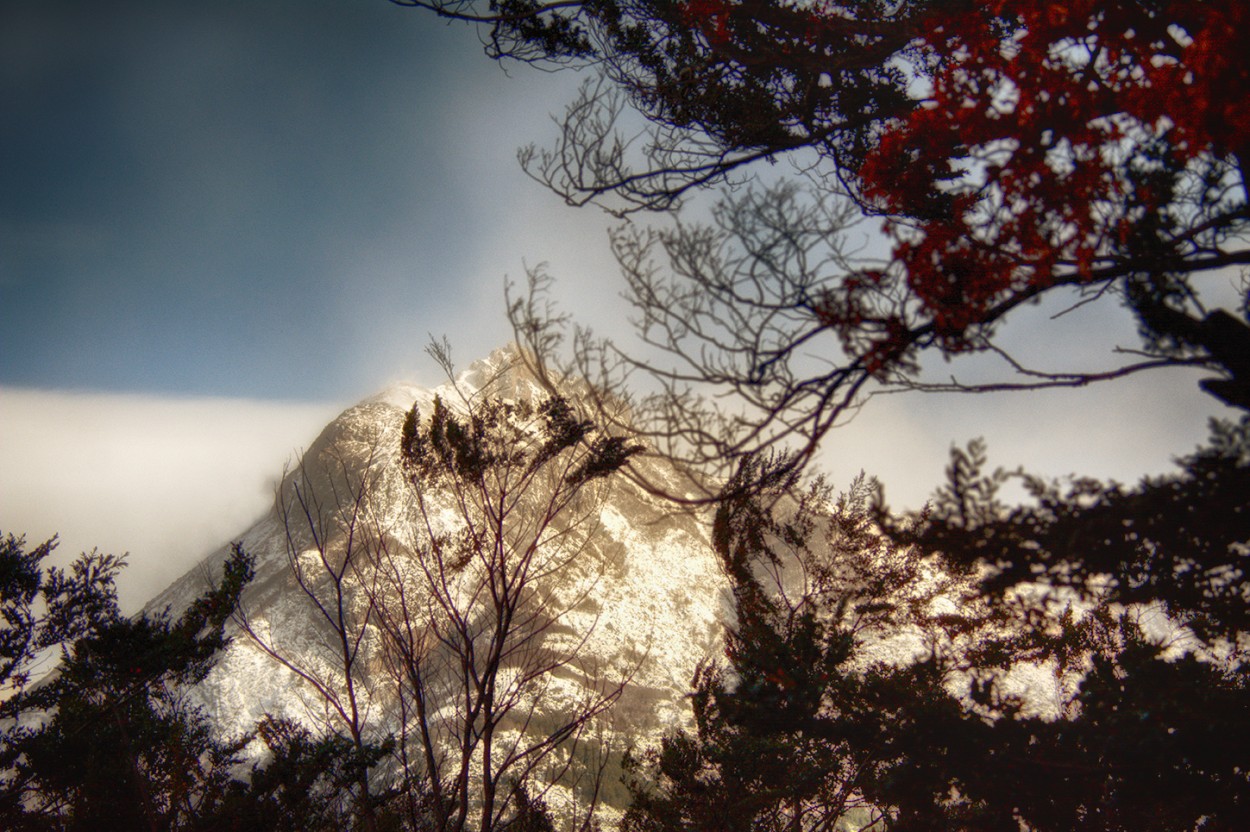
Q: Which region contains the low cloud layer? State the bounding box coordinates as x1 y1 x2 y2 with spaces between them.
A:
1 387 340 612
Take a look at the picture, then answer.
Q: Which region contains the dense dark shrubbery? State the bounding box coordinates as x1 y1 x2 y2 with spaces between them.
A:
0 536 405 832
622 419 1250 832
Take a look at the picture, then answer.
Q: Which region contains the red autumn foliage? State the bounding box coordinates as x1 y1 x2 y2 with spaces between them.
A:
404 0 1247 374
402 0 1250 464
579 0 1248 372
842 0 1249 360
681 0 732 44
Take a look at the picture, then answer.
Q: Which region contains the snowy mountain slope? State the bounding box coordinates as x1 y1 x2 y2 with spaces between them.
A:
144 346 730 812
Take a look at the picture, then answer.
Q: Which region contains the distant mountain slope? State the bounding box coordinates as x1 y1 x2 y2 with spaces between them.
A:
144 345 730 817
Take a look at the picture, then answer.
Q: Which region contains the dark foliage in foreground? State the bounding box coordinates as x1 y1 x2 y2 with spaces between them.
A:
1 536 253 830
0 537 401 832
623 419 1250 831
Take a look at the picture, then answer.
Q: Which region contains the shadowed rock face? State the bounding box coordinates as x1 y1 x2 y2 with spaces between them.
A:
144 345 730 817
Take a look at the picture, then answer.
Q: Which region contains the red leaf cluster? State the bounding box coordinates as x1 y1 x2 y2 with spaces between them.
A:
681 0 733 45
836 0 1248 359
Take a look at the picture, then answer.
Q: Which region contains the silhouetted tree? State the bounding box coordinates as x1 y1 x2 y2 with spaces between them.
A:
623 420 1250 831
0 534 254 831
396 0 1249 494
877 418 1250 830
207 715 397 832
621 465 977 832
235 436 399 832
394 5 1250 825
375 344 641 832
241 344 641 832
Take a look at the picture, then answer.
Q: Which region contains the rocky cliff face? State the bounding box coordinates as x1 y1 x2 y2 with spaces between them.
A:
145 346 730 816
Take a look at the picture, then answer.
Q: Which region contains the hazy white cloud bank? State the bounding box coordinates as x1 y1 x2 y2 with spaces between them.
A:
0 356 1230 613
1 387 341 612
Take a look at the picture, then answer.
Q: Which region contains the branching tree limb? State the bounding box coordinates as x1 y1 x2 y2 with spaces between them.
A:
239 345 640 831
404 0 1250 499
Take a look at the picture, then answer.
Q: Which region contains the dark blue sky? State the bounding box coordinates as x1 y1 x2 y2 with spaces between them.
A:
2 0 614 400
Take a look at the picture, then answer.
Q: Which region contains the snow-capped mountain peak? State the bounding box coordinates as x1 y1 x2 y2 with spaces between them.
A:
143 348 729 821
